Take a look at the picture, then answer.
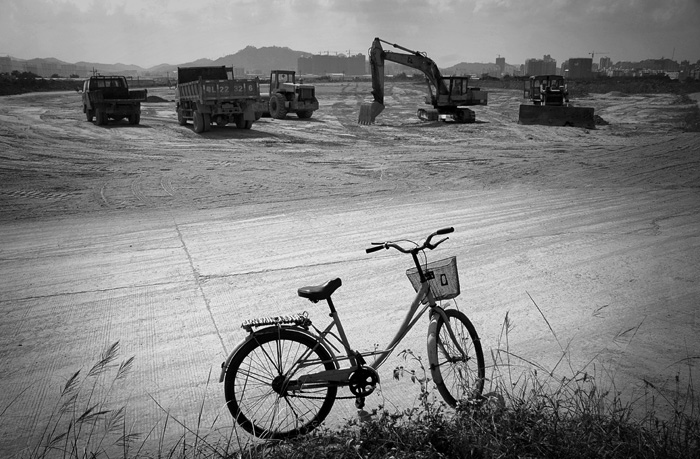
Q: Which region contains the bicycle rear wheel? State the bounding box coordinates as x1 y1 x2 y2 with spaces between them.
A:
224 327 337 439
428 308 485 407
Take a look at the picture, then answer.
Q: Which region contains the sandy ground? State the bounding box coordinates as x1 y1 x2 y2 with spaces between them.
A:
0 82 699 456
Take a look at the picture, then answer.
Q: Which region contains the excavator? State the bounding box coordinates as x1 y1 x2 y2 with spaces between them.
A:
518 75 595 128
358 38 487 124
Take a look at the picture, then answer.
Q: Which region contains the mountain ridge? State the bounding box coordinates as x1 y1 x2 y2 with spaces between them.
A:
5 46 684 77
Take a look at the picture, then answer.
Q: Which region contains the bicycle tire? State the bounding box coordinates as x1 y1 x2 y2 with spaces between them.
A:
428 308 485 407
224 327 337 439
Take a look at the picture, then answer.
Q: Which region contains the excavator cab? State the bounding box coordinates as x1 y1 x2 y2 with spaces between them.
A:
446 77 479 103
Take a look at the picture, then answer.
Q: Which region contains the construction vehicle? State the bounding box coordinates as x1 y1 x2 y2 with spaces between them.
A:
175 66 264 133
358 37 487 124
258 70 319 119
518 75 595 129
80 75 147 126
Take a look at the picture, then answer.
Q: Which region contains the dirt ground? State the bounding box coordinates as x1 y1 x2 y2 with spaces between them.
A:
0 82 699 456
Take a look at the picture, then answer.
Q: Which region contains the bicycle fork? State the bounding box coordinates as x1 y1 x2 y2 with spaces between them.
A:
426 307 469 384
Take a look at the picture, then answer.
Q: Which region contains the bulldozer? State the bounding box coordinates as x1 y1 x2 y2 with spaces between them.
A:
358 38 487 124
518 75 595 129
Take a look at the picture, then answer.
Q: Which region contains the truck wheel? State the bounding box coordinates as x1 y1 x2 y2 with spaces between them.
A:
85 106 94 122
296 110 313 119
96 110 107 126
177 107 188 126
269 93 288 119
193 110 205 133
203 113 211 131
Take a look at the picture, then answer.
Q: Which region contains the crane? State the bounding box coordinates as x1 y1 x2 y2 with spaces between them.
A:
589 51 609 62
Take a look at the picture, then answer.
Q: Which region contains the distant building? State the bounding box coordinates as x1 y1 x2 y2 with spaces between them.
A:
599 56 612 70
0 56 11 74
566 58 593 79
298 53 366 76
525 54 557 75
496 56 505 76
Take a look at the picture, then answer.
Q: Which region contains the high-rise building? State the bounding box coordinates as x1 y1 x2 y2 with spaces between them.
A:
496 56 505 76
0 56 11 74
525 55 557 75
566 58 593 79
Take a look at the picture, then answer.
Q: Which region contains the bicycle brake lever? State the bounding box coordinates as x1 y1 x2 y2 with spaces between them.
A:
428 236 448 249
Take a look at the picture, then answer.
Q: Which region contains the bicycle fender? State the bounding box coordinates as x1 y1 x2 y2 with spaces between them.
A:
426 315 442 385
426 308 451 386
218 326 325 383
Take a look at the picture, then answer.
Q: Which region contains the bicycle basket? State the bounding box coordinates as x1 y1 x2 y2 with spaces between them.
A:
406 256 460 304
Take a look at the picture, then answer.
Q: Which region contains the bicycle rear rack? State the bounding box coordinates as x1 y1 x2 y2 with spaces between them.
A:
241 312 312 333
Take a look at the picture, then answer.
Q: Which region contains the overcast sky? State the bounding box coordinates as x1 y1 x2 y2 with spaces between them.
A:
2 0 699 68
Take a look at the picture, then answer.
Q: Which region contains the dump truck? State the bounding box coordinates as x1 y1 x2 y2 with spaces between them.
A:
518 75 595 129
359 37 487 124
175 66 263 133
80 75 147 126
257 70 319 119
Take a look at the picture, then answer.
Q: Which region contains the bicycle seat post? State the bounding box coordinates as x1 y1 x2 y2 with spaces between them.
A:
326 296 362 366
326 296 337 316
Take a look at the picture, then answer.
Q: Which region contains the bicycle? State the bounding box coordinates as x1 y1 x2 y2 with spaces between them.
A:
219 227 485 440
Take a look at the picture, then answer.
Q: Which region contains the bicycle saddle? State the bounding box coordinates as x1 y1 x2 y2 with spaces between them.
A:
297 278 342 302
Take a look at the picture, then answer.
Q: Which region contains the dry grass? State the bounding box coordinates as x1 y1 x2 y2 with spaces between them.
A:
9 300 700 459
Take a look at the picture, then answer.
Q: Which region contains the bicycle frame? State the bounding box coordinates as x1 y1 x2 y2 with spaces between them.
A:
295 275 462 388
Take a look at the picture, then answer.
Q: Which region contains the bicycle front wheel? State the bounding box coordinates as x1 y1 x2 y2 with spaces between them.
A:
224 328 337 440
428 308 485 407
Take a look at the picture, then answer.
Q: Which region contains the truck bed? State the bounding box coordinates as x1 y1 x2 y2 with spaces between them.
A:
91 89 147 104
177 79 261 103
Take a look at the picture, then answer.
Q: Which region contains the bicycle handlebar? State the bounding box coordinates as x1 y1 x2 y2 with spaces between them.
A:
365 227 454 254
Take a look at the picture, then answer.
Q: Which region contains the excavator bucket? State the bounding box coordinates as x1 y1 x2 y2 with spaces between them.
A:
358 101 385 124
518 105 595 129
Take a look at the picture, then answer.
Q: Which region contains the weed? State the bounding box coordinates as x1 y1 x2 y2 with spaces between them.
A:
11 301 700 458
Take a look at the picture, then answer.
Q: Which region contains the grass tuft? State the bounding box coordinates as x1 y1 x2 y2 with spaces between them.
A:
12 307 700 458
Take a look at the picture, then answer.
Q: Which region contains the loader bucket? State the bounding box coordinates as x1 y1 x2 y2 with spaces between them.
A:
518 105 595 129
358 101 385 124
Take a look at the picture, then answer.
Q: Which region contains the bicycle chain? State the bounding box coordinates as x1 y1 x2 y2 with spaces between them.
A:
284 393 360 401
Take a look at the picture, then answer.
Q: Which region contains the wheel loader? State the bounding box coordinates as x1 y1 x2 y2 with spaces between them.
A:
259 70 319 119
358 37 487 124
518 75 595 129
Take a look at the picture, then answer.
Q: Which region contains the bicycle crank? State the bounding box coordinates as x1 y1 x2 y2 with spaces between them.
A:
349 366 379 397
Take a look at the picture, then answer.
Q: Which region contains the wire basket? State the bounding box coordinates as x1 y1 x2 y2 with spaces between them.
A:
406 256 460 304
